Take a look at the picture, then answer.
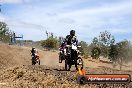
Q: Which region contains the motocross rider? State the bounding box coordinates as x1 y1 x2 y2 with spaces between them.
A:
31 47 38 57
60 30 78 70
65 30 78 45
59 30 78 54
60 30 78 50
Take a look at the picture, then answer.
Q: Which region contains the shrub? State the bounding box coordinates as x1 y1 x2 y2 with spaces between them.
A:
0 22 12 43
41 37 58 50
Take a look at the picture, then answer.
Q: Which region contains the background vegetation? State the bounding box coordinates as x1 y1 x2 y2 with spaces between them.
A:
0 22 13 43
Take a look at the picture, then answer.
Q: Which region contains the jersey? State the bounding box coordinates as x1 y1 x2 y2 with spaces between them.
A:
65 35 78 45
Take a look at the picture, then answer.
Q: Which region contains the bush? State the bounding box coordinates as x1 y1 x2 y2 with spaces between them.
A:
116 40 132 70
78 41 88 55
0 22 12 43
91 47 101 59
41 37 58 50
90 30 115 58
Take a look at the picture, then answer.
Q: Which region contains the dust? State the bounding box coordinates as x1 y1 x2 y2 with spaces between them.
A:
40 51 63 67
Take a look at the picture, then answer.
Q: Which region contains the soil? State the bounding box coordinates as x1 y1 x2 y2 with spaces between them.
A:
0 44 132 88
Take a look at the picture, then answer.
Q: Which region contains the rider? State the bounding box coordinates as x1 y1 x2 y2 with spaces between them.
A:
60 30 79 70
65 30 78 45
60 30 78 50
59 30 78 55
31 47 38 56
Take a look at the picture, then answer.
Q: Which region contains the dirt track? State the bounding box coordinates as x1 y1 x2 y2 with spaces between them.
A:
0 44 132 88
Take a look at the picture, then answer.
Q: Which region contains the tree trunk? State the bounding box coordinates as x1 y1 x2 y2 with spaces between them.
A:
119 58 123 71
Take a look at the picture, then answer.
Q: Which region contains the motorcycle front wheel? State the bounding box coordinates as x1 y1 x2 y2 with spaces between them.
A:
77 57 84 69
38 59 40 65
32 57 36 65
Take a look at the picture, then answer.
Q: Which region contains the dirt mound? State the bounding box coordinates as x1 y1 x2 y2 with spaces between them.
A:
0 44 31 68
0 65 132 88
0 65 78 88
0 44 57 68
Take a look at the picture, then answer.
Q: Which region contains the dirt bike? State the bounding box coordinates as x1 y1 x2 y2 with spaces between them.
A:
59 48 67 63
32 53 40 65
65 43 83 71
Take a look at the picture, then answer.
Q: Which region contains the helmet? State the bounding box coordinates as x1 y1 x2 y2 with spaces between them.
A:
32 47 35 50
32 47 35 49
70 30 75 36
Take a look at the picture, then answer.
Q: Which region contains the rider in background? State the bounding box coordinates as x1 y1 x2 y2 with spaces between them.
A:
31 47 40 60
31 47 38 56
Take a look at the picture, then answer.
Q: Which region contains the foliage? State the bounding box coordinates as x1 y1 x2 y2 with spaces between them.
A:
78 41 90 58
92 37 99 46
99 31 115 46
109 44 118 62
58 36 64 45
91 30 115 59
116 40 132 70
78 41 88 55
41 33 59 49
106 39 132 70
91 47 101 59
0 22 12 43
98 31 115 57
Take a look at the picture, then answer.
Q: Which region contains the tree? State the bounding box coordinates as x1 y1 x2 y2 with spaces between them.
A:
99 31 115 57
78 41 88 56
91 30 115 59
58 36 64 45
0 22 12 43
109 44 119 67
92 37 98 46
91 47 101 59
109 40 132 70
46 31 48 39
116 40 132 70
41 34 59 50
99 31 115 46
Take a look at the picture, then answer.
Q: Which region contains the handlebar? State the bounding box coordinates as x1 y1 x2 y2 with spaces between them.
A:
77 46 81 48
66 45 81 48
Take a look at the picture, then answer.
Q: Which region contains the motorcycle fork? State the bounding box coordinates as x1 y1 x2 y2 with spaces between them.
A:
73 50 78 70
